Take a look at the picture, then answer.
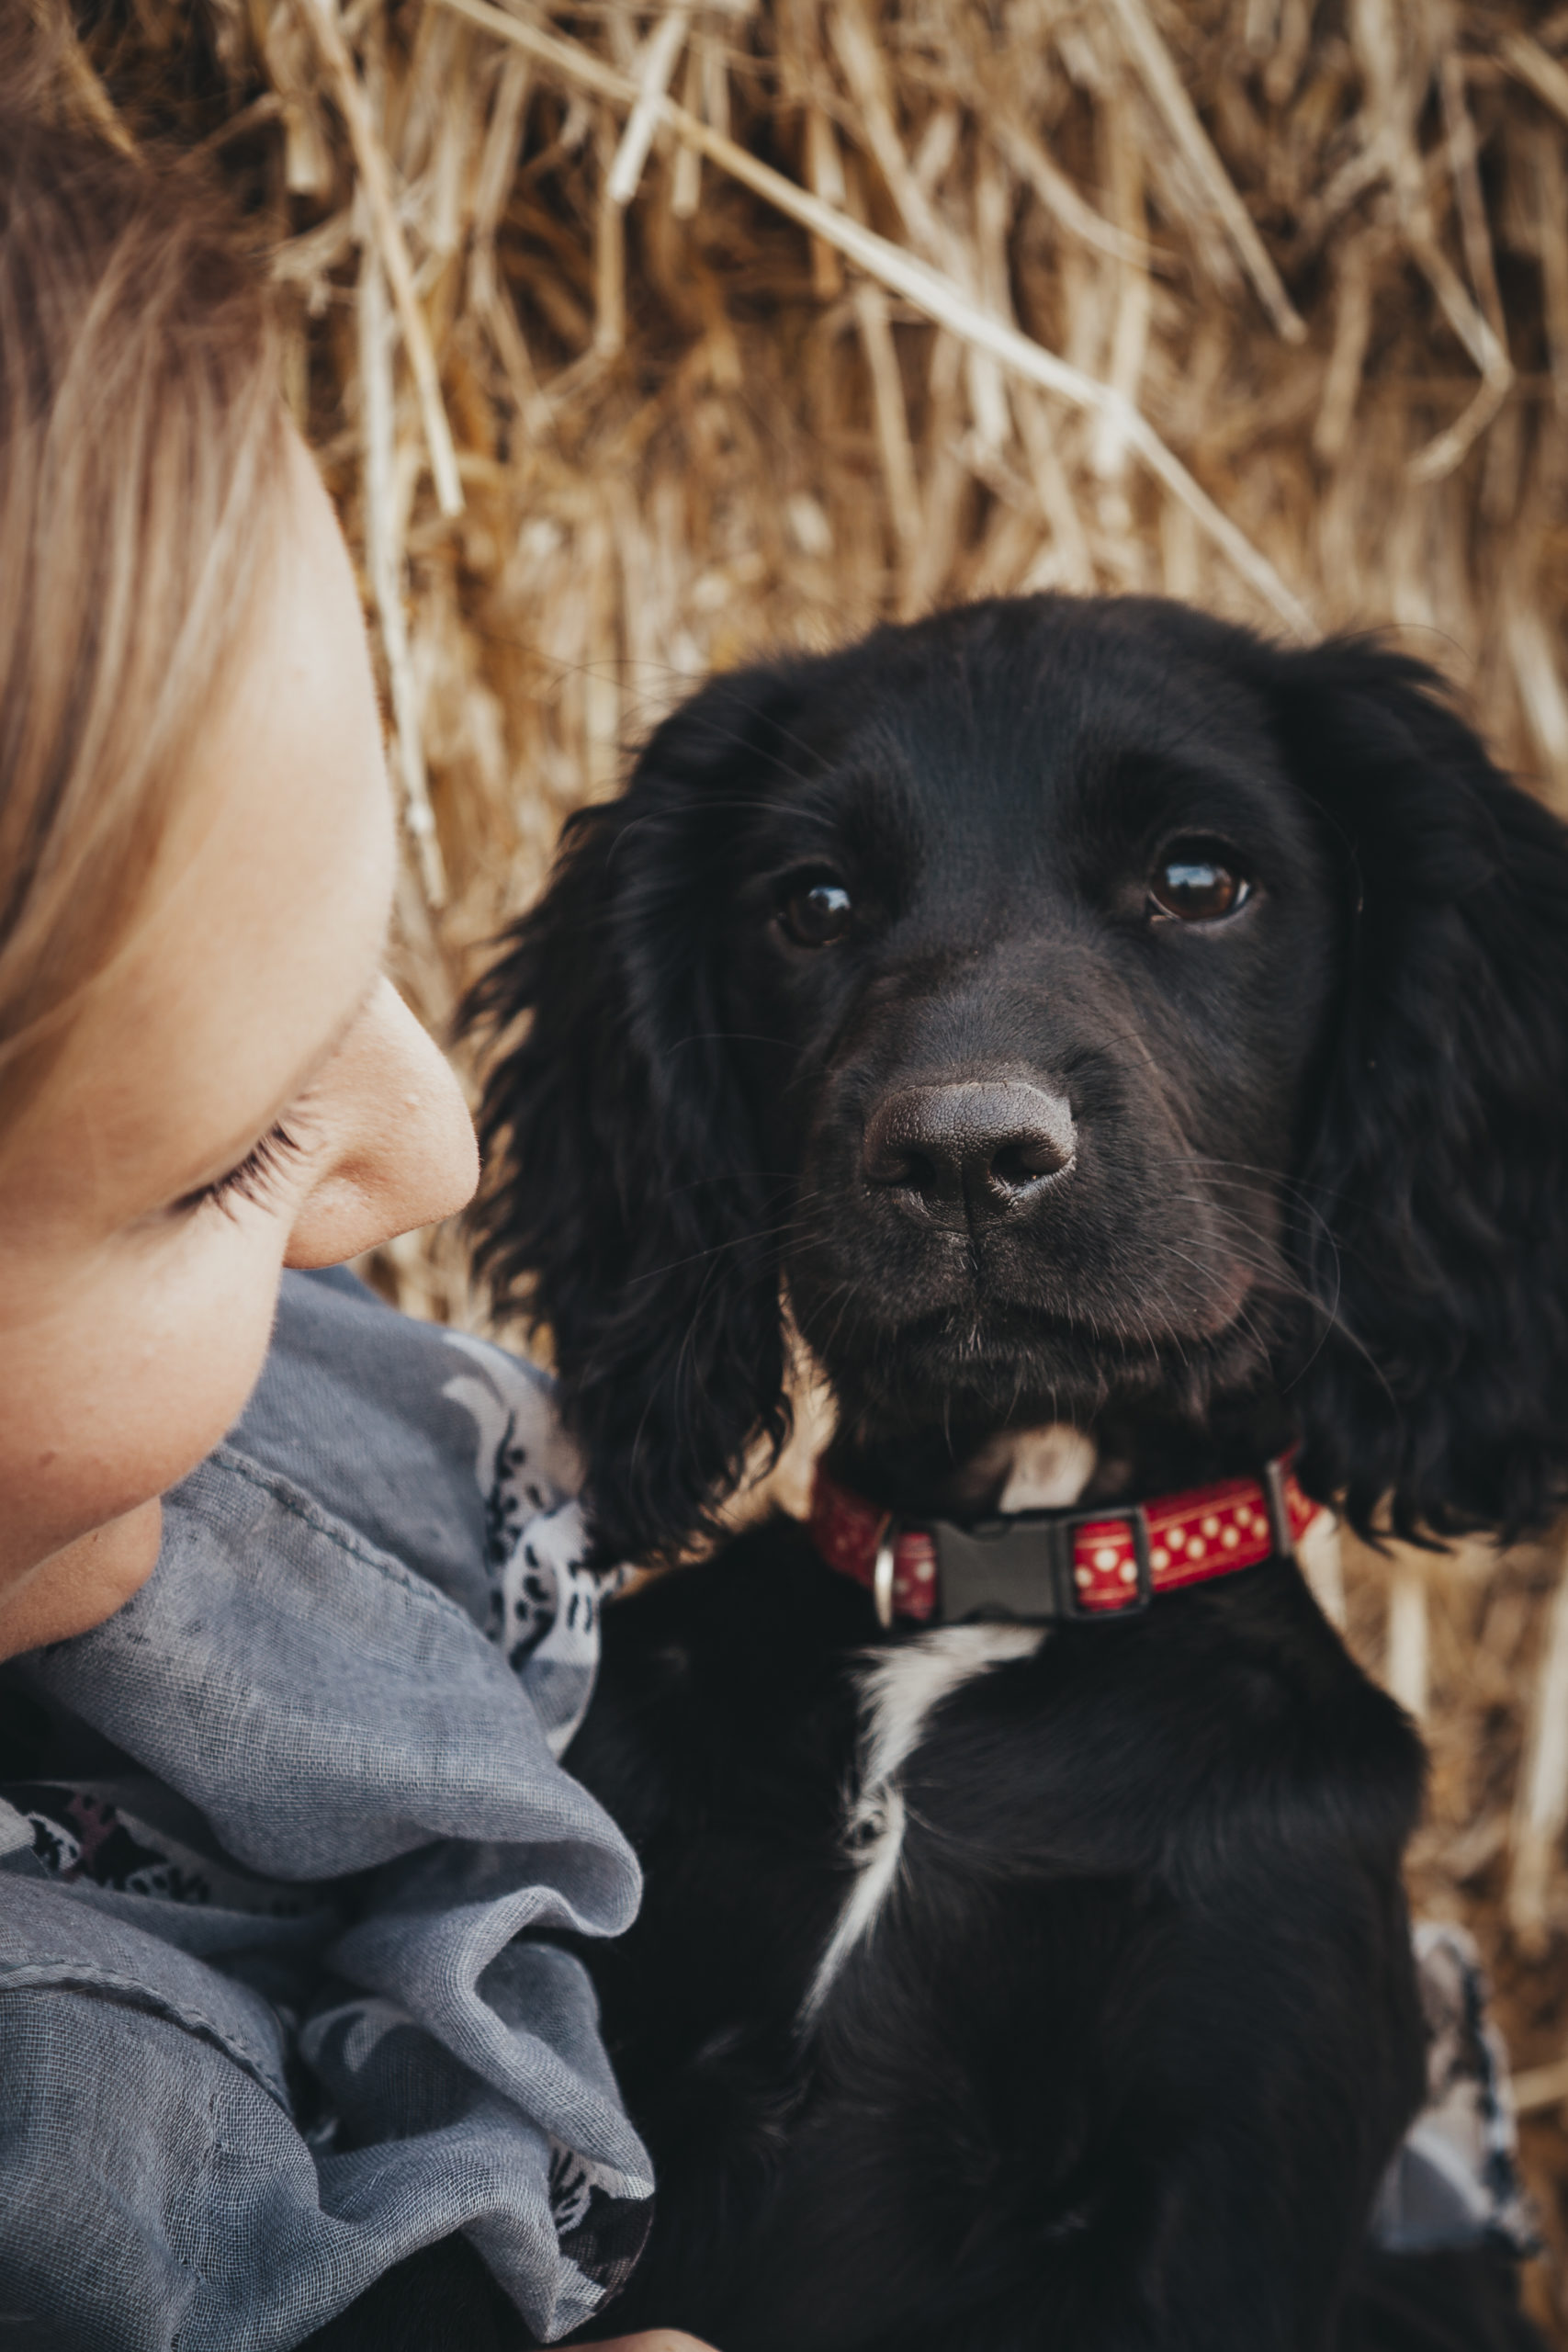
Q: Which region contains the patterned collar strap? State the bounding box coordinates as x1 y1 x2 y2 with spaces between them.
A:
807 1455 1320 1629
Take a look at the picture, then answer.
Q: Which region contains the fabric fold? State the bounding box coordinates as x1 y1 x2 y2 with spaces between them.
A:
0 1272 651 2351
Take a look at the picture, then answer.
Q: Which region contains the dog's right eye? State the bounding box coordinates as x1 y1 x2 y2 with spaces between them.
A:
779 876 854 947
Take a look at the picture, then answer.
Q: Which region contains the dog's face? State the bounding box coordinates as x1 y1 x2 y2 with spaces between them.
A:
469 594 1568 1562
716 605 1341 1442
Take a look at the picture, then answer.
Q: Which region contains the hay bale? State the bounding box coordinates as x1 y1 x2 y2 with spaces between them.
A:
51 1 1568 2331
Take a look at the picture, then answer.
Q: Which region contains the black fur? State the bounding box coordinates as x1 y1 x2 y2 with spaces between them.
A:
439 595 1568 2352
468 597 1568 1560
563 1525 1427 2352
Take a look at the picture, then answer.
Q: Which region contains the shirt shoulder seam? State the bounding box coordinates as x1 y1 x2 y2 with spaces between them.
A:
197 1446 482 1629
0 1959 290 2107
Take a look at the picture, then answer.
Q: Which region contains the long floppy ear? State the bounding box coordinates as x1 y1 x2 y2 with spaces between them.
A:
461 665 810 1566
1267 638 1568 1544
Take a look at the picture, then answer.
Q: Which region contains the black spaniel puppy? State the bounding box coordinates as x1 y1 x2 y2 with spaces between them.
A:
455 596 1568 2352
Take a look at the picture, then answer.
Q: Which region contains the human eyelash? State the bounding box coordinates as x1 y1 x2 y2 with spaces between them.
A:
174 1122 305 1219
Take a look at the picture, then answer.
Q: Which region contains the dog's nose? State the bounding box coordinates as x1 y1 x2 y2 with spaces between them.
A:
863 1080 1076 1226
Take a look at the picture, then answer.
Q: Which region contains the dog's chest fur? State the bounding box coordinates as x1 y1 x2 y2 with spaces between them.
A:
563 1517 1425 2352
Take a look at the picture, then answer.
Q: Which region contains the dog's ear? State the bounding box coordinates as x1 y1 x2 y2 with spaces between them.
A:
462 665 808 1566
1266 638 1568 1544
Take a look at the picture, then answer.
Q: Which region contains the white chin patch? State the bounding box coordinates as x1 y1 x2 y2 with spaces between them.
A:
997 1423 1098 1512
801 1623 1045 2025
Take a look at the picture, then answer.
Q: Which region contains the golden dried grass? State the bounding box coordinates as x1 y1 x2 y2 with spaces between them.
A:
51 0 1568 2332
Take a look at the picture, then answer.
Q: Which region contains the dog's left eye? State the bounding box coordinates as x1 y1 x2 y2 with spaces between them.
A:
779 876 855 947
1147 843 1250 923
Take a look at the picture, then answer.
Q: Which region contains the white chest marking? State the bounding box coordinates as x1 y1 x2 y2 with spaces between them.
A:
802 1623 1045 2024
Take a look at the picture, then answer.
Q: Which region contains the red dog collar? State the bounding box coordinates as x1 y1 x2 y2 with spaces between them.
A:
807 1456 1319 1628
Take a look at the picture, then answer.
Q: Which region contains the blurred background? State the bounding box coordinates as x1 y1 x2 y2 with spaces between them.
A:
56 0 1568 2333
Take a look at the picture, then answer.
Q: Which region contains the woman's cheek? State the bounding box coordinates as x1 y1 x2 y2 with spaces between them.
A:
0 1199 300 1632
38 1206 300 1549
136 1210 297 1478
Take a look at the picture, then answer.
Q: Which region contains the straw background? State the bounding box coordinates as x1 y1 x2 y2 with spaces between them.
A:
48 0 1568 2334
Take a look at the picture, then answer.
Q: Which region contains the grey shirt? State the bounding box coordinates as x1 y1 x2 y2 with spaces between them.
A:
0 1269 650 2350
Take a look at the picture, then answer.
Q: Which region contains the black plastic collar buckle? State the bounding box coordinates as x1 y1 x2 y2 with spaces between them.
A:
928 1504 1156 1626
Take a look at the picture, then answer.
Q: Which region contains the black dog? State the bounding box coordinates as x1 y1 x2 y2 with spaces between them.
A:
423 596 1568 2352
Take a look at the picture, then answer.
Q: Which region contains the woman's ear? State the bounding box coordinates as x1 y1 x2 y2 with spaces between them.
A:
461 666 808 1566
1268 638 1568 1544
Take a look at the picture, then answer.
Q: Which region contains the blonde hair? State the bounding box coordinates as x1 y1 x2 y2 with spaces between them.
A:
0 79 288 1135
